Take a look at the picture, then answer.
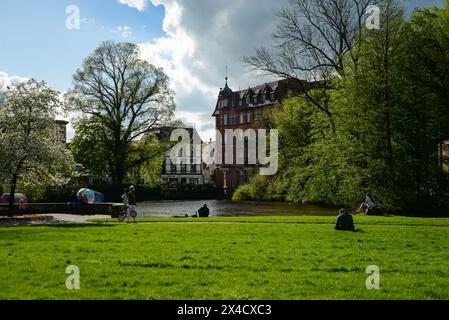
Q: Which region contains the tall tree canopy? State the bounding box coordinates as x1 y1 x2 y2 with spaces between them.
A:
66 41 175 185
0 80 74 215
238 0 449 213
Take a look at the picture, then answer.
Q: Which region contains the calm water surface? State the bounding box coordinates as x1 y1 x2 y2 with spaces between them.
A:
137 200 337 218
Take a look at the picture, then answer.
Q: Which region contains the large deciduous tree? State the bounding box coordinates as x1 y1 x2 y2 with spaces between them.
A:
66 41 175 185
244 0 378 135
0 80 74 216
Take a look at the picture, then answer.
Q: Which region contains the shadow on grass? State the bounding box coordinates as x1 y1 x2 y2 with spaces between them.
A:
0 221 119 229
40 223 119 229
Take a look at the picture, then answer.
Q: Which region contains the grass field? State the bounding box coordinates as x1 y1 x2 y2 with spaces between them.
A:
0 215 448 300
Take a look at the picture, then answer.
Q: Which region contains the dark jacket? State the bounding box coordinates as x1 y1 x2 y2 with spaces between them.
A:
335 212 355 231
198 206 210 217
127 191 137 206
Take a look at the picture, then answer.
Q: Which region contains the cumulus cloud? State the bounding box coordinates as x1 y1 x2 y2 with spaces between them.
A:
117 0 148 12
0 71 28 92
136 0 289 141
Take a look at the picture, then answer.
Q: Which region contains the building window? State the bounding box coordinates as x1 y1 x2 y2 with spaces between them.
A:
240 113 244 124
239 99 243 107
270 92 276 101
253 96 257 104
224 99 229 107
223 114 228 126
246 96 250 105
247 111 251 123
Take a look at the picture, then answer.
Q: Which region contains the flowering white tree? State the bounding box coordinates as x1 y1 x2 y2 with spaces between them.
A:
0 80 74 216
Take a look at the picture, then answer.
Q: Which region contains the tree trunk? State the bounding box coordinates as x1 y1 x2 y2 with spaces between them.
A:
8 174 18 217
111 162 125 186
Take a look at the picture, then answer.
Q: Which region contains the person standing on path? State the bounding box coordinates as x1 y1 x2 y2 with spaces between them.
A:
127 186 137 223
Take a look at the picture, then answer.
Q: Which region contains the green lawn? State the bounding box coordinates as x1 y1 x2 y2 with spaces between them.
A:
0 215 448 300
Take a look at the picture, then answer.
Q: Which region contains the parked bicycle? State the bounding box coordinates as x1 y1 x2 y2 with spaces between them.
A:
117 205 137 222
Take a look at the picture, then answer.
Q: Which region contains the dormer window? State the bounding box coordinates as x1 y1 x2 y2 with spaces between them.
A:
246 96 250 105
253 96 257 104
239 99 243 107
223 99 229 107
270 92 276 101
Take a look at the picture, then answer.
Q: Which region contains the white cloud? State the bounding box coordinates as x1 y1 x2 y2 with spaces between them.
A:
137 0 289 141
117 26 133 38
117 0 148 12
0 71 28 92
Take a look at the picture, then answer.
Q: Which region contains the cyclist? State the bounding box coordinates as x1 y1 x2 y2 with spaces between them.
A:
127 186 137 223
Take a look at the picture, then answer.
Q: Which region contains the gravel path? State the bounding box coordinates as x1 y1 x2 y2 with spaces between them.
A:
0 214 111 228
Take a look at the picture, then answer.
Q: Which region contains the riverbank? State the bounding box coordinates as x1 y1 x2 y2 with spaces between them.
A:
1 215 448 299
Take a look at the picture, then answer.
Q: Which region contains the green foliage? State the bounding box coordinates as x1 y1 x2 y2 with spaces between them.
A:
248 1 449 213
232 176 271 201
71 117 111 177
66 41 176 185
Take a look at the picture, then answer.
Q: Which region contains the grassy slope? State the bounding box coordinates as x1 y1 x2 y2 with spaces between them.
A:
0 215 448 300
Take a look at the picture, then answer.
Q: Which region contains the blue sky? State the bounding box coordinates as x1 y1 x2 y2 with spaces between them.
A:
0 0 445 141
0 0 165 91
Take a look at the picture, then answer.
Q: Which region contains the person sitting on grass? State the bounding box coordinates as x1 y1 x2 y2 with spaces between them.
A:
197 204 210 218
127 186 137 223
335 209 355 231
357 193 375 214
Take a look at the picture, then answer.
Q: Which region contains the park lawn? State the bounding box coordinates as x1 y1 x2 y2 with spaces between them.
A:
0 215 449 300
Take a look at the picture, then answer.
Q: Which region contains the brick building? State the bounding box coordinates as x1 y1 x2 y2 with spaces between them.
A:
212 77 316 195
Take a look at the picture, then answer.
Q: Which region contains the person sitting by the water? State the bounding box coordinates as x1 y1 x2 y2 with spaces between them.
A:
335 209 355 231
357 193 375 214
197 204 210 218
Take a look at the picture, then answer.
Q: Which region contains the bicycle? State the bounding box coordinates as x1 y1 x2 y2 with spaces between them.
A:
117 205 138 222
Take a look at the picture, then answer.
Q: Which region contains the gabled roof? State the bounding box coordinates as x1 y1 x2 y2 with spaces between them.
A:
212 78 316 116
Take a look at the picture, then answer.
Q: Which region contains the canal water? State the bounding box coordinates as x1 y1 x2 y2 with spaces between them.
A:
137 200 338 218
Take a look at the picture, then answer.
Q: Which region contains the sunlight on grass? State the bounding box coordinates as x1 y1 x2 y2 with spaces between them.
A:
1 216 448 300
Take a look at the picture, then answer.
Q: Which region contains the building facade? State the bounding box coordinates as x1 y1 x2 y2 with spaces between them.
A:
157 126 205 186
212 77 316 194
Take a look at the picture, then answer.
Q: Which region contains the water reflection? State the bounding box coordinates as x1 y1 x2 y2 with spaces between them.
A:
137 200 337 218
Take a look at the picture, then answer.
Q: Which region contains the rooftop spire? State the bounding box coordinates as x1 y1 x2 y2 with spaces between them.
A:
219 67 233 97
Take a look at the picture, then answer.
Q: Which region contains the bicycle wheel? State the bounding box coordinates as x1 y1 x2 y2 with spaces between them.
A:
130 210 138 218
118 213 126 222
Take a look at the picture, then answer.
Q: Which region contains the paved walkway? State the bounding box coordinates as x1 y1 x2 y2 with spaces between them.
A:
0 214 111 228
